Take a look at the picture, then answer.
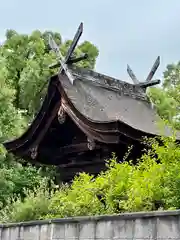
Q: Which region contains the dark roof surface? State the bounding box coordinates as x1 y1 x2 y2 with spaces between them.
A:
3 66 180 157
60 66 180 138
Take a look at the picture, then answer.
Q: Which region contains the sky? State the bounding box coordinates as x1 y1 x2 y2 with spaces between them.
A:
1 0 180 83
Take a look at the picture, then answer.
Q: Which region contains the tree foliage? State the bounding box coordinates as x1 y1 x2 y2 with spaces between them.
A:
148 62 180 129
0 29 99 211
1 27 180 223
1 29 99 117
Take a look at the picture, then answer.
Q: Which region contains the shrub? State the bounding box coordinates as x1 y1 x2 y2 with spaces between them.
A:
0 179 52 223
2 133 180 222
47 135 180 218
0 160 45 208
46 174 105 219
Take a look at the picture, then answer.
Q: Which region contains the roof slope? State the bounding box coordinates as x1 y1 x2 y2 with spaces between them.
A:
59 66 180 140
3 67 180 164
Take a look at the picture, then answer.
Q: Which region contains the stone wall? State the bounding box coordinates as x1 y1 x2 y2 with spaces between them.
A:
1 210 180 240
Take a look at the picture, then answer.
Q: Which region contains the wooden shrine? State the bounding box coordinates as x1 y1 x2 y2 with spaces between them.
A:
3 23 179 181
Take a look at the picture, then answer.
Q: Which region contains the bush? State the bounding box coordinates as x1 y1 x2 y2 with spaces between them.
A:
0 179 52 223
2 134 180 222
46 135 180 217
46 174 106 219
0 158 46 208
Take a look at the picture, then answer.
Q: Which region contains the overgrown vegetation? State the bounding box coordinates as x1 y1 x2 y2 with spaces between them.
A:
0 29 99 221
1 135 180 223
1 28 180 223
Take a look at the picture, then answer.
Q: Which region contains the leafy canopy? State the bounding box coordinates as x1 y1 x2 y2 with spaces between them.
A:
0 28 99 210
148 61 180 129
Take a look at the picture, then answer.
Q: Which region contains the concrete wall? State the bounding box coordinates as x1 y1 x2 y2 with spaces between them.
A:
1 210 180 240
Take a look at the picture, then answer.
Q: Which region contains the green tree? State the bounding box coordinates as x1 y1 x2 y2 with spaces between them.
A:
147 87 177 122
0 28 99 210
1 29 99 118
147 62 180 129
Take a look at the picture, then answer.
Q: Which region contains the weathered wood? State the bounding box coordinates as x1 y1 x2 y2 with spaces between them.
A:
48 35 75 84
59 159 105 168
54 143 100 157
127 64 139 84
127 56 160 88
48 22 84 84
49 53 88 69
137 79 160 88
65 22 83 63
67 53 88 64
145 56 160 82
2 23 167 183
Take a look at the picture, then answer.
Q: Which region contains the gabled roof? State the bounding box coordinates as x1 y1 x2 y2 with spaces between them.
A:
3 22 180 166
3 65 180 149
61 66 158 134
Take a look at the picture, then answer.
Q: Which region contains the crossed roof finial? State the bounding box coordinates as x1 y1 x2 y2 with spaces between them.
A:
48 22 161 91
48 22 88 84
127 56 161 89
